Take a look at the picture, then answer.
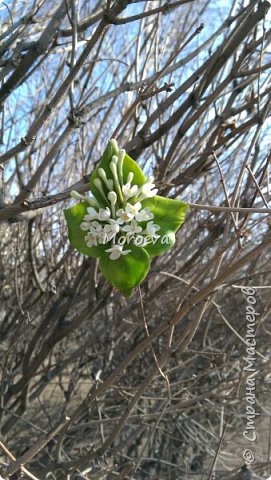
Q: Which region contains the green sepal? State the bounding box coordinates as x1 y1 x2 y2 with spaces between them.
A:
64 202 107 257
99 245 150 296
141 196 188 256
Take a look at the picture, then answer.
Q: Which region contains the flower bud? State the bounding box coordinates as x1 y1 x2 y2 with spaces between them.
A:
108 191 117 204
117 149 125 186
70 190 98 207
98 168 107 180
127 172 134 183
93 178 108 202
108 191 117 218
110 161 123 203
70 190 84 200
109 138 119 153
98 168 112 191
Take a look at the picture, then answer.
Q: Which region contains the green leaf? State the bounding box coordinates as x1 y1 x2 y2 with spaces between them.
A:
99 245 150 296
122 152 146 186
141 196 188 256
143 229 176 257
64 202 107 257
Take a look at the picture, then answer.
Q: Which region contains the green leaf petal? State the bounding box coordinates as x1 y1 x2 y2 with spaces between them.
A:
141 196 188 256
99 245 150 296
64 202 107 257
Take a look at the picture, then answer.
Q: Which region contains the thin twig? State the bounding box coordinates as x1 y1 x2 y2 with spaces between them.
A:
212 150 242 247
245 163 269 208
105 0 195 25
1 417 70 478
0 441 40 480
138 286 171 399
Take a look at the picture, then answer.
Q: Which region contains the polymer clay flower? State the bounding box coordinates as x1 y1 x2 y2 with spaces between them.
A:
64 139 188 296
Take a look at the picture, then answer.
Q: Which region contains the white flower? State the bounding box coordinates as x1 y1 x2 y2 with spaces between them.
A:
139 176 158 199
89 221 103 235
81 208 100 230
122 182 138 199
107 219 120 234
83 206 98 221
85 232 98 248
125 202 142 216
105 244 131 260
142 182 157 198
80 221 92 231
116 208 134 224
98 230 109 245
135 207 154 222
145 221 161 239
98 207 111 221
101 220 120 242
122 219 142 236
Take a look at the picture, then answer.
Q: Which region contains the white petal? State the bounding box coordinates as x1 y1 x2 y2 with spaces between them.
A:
122 249 131 256
80 222 91 231
109 252 120 260
106 244 124 260
87 206 98 217
98 207 111 221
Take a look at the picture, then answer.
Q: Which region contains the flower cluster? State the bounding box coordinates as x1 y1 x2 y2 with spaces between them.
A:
71 144 160 260
65 138 188 296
